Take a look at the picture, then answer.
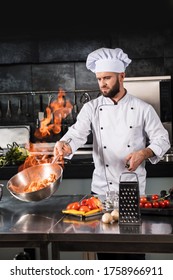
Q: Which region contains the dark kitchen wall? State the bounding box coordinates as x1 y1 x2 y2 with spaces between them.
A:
0 24 173 141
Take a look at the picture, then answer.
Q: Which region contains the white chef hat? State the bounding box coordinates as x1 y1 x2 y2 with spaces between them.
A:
86 47 132 73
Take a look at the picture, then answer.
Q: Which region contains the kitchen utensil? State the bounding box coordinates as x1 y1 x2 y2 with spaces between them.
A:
80 92 91 104
6 163 63 202
17 99 22 116
6 100 12 118
118 172 141 225
38 94 44 121
25 94 30 117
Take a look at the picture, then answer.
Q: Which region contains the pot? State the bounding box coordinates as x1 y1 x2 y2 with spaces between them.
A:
6 163 63 202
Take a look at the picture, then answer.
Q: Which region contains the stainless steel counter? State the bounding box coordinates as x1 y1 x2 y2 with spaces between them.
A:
1 194 173 260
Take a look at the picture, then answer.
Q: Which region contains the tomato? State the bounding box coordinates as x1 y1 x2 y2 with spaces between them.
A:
152 201 159 208
163 199 170 207
144 202 152 208
140 202 145 208
151 194 159 201
140 196 147 204
159 201 166 208
66 202 80 210
87 200 98 210
89 196 102 207
79 205 90 212
80 199 89 206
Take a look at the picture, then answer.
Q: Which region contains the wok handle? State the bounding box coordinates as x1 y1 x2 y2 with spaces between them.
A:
52 155 63 164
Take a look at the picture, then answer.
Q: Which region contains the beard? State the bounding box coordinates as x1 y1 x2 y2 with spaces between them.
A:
101 80 120 98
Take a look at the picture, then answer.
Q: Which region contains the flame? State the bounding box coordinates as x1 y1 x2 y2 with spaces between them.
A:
19 88 70 172
34 88 73 139
18 154 64 172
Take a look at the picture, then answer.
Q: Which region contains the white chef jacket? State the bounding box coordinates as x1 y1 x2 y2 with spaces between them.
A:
60 93 170 195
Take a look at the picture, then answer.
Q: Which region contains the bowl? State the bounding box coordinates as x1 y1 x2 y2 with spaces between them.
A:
6 163 63 202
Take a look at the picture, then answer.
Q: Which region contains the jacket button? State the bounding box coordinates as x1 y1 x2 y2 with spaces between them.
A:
101 127 103 130
131 107 134 110
130 126 132 128
100 108 102 111
106 164 109 167
104 146 106 149
127 145 130 147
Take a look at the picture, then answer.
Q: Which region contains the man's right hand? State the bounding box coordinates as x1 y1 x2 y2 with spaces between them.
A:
53 141 72 159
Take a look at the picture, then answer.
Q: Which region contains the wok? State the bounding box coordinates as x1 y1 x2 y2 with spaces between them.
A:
6 163 63 202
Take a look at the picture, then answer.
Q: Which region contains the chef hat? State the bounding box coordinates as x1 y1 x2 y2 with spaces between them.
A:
86 47 132 73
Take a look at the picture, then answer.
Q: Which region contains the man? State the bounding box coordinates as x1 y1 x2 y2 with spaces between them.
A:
54 47 170 260
54 47 170 197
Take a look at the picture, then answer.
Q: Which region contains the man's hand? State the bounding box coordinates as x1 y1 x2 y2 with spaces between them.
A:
125 148 154 171
53 141 72 159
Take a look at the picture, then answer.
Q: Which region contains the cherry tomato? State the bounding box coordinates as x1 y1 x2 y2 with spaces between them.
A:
140 202 145 208
152 201 159 208
79 205 90 212
163 199 170 207
151 194 159 200
159 201 166 208
144 202 152 208
140 196 147 204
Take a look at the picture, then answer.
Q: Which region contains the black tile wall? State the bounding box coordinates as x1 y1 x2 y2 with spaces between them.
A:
0 26 173 136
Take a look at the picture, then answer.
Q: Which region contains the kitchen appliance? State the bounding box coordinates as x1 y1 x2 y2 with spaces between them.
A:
124 75 172 144
0 125 30 149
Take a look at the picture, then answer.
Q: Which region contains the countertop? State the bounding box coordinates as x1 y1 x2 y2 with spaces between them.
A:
1 194 173 259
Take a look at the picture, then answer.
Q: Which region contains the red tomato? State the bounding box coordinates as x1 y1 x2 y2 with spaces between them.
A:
151 194 159 200
140 202 145 208
163 199 170 207
144 202 152 208
89 196 102 207
79 205 90 212
152 201 159 208
80 199 89 206
140 196 147 204
87 200 98 210
66 202 80 210
159 201 166 208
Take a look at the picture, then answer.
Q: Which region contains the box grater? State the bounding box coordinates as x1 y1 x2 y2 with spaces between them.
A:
118 172 141 225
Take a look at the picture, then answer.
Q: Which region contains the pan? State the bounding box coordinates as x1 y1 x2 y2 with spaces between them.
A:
6 162 63 202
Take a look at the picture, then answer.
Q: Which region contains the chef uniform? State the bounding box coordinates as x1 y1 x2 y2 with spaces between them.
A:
59 48 170 196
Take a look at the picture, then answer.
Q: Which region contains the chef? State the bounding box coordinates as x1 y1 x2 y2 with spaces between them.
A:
53 47 170 196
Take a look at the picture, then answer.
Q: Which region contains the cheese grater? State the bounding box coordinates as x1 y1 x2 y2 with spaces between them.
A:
118 172 141 225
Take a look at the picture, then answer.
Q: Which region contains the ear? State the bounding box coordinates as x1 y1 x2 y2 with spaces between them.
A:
119 72 125 81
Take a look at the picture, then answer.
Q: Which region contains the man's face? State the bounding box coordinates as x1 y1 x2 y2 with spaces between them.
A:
96 72 120 98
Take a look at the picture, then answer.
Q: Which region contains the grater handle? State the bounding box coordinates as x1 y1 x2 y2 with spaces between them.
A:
119 172 139 183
